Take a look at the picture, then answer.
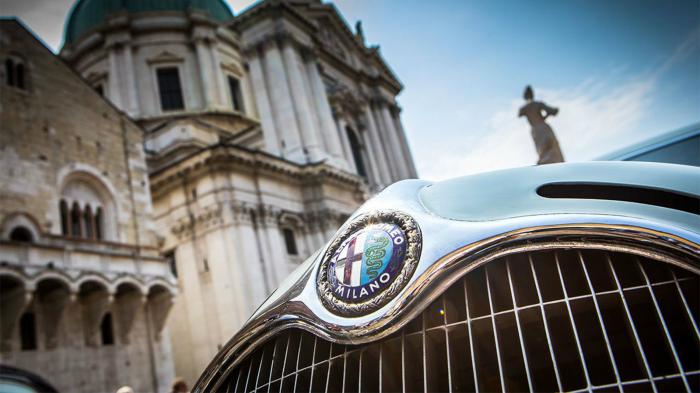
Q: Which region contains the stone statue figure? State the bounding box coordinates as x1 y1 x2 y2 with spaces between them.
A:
518 85 565 164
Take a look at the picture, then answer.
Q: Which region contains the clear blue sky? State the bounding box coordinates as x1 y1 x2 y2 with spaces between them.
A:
5 0 699 180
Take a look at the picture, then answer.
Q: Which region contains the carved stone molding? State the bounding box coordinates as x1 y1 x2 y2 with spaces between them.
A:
231 201 255 225
259 204 281 227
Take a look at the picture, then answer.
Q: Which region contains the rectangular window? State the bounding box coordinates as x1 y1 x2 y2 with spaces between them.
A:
283 228 298 255
165 250 177 278
156 67 184 111
228 76 244 112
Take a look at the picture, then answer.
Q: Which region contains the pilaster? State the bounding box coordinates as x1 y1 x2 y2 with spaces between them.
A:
363 103 392 186
305 53 348 170
262 39 305 162
391 107 418 178
259 204 289 285
195 38 216 109
246 50 281 155
379 101 410 180
123 44 140 117
281 41 325 162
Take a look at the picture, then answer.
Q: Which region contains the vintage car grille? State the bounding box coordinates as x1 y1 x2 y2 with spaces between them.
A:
222 249 699 392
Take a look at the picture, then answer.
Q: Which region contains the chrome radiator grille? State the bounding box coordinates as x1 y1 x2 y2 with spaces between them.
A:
222 249 699 392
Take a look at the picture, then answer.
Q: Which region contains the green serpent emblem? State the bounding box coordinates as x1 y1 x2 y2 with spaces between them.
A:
364 235 390 280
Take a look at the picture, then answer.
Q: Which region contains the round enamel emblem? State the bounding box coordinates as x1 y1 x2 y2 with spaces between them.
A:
317 210 422 316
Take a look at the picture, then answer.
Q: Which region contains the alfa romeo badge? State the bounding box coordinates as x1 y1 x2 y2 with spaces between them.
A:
317 210 422 316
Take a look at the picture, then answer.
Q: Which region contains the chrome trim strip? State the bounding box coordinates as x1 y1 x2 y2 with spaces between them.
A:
194 225 700 392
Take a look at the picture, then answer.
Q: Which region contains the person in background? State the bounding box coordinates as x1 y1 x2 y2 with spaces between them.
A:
171 378 189 393
518 85 565 164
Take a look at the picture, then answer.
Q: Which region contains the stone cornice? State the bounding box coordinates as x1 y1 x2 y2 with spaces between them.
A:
149 142 368 200
170 203 225 239
233 0 317 36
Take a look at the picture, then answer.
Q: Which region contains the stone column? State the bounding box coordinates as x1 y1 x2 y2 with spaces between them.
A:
247 50 281 155
364 104 393 185
107 46 123 109
281 41 325 162
306 57 347 169
195 39 215 109
392 109 418 178
123 44 140 117
379 102 409 180
263 40 304 162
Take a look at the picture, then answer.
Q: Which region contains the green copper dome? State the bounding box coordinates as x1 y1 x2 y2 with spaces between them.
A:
64 0 234 44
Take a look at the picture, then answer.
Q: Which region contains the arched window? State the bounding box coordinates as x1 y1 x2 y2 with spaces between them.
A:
346 127 367 178
19 312 37 350
60 200 69 235
9 226 33 242
83 205 94 240
95 207 103 240
100 312 114 345
60 175 112 241
71 202 82 237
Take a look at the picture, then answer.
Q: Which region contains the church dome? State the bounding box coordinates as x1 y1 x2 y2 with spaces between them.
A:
64 0 234 44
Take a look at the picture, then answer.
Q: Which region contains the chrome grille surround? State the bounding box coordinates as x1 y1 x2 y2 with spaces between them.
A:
194 163 700 392
218 247 699 392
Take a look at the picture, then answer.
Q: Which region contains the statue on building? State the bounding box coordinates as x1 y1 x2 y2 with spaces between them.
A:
518 85 565 164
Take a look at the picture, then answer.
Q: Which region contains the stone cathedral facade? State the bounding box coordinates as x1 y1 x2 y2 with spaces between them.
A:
0 0 416 390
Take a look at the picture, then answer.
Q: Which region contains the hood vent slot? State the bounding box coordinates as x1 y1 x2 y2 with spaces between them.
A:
537 183 699 215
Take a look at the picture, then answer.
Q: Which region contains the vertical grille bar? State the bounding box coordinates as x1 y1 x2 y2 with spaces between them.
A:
308 336 317 393
637 258 692 391
484 266 506 392
505 258 534 392
400 329 406 393
243 357 253 393
671 269 700 340
254 344 266 392
463 277 479 392
442 295 454 393
554 252 593 389
233 367 242 393
606 254 658 393
528 254 563 391
357 346 363 393
266 336 279 391
341 346 347 393
577 251 623 390
378 337 383 393
421 308 427 393
291 334 302 392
